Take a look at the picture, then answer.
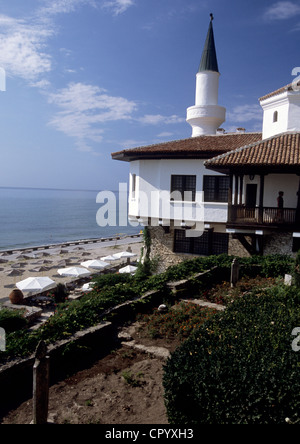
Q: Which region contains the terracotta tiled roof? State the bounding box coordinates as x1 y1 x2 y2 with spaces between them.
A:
111 132 262 161
204 132 300 172
259 81 300 101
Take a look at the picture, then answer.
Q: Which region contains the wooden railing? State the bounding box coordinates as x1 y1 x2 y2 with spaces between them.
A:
230 205 297 226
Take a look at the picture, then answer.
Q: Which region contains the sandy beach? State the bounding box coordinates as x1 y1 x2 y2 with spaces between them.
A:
0 235 143 304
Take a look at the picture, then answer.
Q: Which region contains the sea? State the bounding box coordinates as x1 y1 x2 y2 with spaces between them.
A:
0 187 141 251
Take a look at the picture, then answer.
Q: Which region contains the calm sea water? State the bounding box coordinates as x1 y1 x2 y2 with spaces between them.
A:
0 188 140 251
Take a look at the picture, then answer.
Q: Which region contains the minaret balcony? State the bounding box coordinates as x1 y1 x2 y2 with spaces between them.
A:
186 105 226 136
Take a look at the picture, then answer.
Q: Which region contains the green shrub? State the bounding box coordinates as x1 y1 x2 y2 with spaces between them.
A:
0 308 28 333
163 284 300 424
51 283 69 304
92 272 132 290
138 302 218 340
293 250 300 288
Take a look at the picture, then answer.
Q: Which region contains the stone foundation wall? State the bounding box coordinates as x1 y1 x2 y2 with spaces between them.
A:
263 231 295 257
148 227 296 273
228 236 252 257
148 226 199 273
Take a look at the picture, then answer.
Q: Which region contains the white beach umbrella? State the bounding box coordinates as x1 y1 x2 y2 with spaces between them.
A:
81 283 94 293
56 249 69 255
6 269 25 277
29 266 51 273
80 260 110 270
100 255 118 262
57 267 91 277
16 277 56 295
113 251 137 259
119 265 138 275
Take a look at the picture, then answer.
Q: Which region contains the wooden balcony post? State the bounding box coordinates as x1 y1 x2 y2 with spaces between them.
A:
234 174 239 206
258 174 265 224
228 173 233 222
239 175 244 205
296 179 300 224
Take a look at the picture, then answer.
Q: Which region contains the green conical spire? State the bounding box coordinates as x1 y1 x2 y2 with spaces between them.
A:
198 14 219 73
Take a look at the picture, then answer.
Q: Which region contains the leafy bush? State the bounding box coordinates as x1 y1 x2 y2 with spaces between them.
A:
92 272 133 291
50 283 69 304
0 308 28 333
293 250 300 288
138 302 218 340
163 284 300 424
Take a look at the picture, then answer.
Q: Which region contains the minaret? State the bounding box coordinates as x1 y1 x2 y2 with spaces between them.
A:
186 14 226 137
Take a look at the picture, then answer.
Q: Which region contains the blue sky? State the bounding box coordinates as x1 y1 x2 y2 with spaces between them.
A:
0 0 299 191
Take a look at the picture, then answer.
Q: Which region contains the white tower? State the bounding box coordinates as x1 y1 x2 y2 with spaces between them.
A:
187 15 226 137
260 83 300 139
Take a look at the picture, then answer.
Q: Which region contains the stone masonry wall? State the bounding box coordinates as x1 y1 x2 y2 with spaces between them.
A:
149 226 199 273
263 231 296 257
148 227 296 273
228 235 252 257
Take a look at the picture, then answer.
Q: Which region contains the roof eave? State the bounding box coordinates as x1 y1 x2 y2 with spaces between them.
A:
112 150 229 162
205 163 300 175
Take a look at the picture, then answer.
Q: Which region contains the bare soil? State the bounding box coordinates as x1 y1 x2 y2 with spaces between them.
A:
1 321 182 425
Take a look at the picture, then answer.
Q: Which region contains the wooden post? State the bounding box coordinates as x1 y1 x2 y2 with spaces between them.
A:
234 174 239 206
32 341 50 425
230 258 240 288
239 175 244 206
258 174 265 224
228 173 233 222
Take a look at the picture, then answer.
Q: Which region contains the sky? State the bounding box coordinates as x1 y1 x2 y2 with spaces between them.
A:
0 0 300 191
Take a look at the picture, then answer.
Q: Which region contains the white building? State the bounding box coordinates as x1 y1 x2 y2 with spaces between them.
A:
112 16 300 268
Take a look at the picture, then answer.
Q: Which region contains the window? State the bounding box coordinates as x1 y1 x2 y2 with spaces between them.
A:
174 229 229 256
273 111 278 123
203 175 230 203
171 175 196 202
131 174 136 198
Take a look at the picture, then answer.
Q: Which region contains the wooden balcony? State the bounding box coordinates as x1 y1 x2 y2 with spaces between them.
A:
228 205 299 229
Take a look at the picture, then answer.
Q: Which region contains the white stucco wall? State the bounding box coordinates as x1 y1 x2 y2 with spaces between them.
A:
261 91 300 139
128 159 228 225
242 174 299 208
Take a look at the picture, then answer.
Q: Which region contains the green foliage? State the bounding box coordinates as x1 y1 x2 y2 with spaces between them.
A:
92 272 133 291
138 302 217 340
0 252 296 366
0 308 28 333
163 284 300 424
122 370 145 387
293 250 300 288
50 283 69 304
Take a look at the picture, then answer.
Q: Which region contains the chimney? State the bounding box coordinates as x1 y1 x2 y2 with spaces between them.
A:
236 128 246 134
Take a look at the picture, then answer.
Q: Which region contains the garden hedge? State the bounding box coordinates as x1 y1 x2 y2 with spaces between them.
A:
163 283 300 424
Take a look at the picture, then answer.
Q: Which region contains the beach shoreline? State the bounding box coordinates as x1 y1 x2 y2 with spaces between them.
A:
0 234 143 303
0 232 142 255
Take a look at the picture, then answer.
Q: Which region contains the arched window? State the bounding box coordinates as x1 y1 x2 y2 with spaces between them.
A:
273 111 278 123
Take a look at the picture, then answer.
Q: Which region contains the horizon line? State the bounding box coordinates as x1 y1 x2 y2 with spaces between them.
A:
0 186 103 193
